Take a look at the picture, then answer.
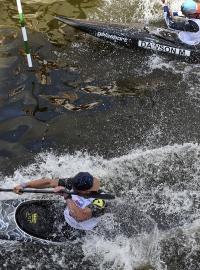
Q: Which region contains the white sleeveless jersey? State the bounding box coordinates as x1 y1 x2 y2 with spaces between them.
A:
64 194 100 230
179 19 200 45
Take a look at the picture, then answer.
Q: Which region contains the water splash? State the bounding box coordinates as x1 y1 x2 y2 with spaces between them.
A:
89 0 181 23
83 233 159 270
1 143 200 268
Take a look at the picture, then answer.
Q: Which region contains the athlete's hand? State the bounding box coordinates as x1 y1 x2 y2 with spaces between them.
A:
54 186 72 199
63 192 72 200
13 185 24 194
53 186 65 193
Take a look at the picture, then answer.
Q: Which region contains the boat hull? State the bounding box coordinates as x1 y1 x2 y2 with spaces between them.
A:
56 16 200 62
0 199 83 243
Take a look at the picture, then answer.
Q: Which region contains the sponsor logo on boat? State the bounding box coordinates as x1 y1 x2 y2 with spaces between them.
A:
138 40 191 57
26 212 38 224
97 32 128 43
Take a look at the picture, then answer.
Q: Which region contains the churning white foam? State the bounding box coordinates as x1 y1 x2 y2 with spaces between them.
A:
82 231 161 270
89 0 181 23
1 143 200 269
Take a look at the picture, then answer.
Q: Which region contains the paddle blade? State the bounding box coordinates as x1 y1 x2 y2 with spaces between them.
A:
83 192 115 200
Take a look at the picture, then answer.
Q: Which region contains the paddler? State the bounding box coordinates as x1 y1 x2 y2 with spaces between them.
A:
13 172 106 230
161 0 200 45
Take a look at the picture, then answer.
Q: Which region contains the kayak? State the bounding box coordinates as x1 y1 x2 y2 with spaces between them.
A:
0 199 159 243
0 199 83 243
56 16 200 62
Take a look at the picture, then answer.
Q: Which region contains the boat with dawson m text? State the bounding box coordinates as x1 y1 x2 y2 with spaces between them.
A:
56 16 200 62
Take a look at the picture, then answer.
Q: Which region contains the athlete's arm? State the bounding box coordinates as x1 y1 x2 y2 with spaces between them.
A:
167 17 199 32
65 198 106 221
66 199 92 221
13 178 59 194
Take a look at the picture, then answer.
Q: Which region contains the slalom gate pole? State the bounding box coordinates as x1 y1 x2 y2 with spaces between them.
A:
16 0 33 68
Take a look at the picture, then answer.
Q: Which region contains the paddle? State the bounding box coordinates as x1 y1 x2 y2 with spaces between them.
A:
0 188 115 200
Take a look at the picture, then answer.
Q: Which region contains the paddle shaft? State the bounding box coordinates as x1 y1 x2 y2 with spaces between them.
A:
0 188 115 199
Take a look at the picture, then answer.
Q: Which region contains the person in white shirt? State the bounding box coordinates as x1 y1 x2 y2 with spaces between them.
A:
162 0 200 45
14 172 106 231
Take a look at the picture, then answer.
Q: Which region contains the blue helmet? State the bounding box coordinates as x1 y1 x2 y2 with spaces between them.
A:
72 172 94 191
181 0 197 15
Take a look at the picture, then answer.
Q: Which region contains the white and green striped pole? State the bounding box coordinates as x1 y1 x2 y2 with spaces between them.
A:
16 0 33 67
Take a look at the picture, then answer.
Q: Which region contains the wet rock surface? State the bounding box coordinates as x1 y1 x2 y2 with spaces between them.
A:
0 28 200 175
